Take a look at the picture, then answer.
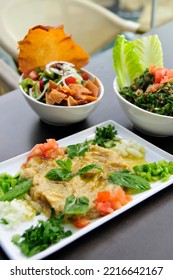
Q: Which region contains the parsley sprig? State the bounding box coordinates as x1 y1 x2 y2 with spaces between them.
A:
91 124 118 148
12 194 90 257
12 212 72 257
66 124 118 160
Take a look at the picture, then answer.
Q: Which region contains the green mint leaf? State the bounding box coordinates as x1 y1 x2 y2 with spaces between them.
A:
64 195 89 214
77 164 103 176
45 168 73 181
108 171 151 191
56 157 72 173
66 143 89 159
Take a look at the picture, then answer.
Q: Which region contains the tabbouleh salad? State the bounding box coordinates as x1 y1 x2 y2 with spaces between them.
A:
119 65 173 116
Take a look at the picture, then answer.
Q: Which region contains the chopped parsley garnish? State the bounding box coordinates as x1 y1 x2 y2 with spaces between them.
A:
91 124 118 148
12 212 72 257
12 194 90 257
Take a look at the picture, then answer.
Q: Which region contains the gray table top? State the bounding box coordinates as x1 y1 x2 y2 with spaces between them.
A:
1 21 173 260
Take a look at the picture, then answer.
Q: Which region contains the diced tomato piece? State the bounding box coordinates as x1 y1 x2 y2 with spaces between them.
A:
160 69 173 83
165 69 173 77
126 194 133 202
154 68 167 83
97 191 111 202
149 65 173 84
111 200 122 210
110 188 126 205
28 70 39 80
27 139 63 161
110 188 132 209
94 188 132 216
65 77 77 85
73 218 90 228
146 83 162 93
82 72 89 80
95 201 114 216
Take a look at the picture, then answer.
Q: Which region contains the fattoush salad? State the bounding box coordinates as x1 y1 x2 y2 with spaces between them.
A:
20 61 100 106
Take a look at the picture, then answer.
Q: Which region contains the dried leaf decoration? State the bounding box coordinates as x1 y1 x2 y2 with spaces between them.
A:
17 25 90 74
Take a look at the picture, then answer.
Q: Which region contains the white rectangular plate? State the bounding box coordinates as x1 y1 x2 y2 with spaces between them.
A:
1 120 173 260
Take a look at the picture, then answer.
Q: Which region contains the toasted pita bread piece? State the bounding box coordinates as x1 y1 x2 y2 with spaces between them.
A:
84 79 99 97
18 25 90 74
46 89 66 105
45 81 98 106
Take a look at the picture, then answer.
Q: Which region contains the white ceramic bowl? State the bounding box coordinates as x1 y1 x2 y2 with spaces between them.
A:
19 69 104 125
113 78 173 137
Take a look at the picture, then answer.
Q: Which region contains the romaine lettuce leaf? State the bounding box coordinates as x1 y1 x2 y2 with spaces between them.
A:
113 34 163 89
113 35 143 88
133 35 163 70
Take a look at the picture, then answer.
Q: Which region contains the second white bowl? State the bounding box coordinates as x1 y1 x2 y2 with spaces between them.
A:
113 77 173 137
